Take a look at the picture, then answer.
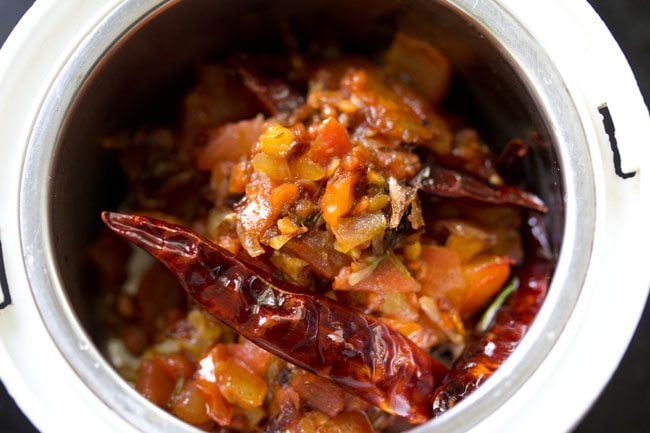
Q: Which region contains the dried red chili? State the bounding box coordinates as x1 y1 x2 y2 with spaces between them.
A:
431 214 552 415
411 164 548 213
102 211 448 424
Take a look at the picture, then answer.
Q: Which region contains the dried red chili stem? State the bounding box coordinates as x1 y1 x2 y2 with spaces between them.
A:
102 211 447 424
411 164 548 213
430 215 552 415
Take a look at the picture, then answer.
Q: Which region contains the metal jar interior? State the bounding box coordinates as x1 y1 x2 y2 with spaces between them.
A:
19 0 596 432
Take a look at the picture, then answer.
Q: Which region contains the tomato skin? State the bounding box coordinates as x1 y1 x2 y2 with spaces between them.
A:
317 411 374 433
291 371 345 417
461 256 511 316
227 338 272 377
334 255 420 294
136 354 194 408
270 182 300 215
284 230 350 279
196 116 265 171
159 353 196 378
321 170 359 227
195 378 234 427
380 318 441 351
171 379 212 426
289 411 330 433
213 358 269 409
196 345 268 413
310 118 352 165
419 246 465 303
136 358 176 407
420 246 511 316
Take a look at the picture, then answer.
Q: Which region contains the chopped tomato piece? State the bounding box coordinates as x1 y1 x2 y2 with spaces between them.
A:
290 155 327 181
321 170 359 227
236 170 274 237
171 379 212 426
196 115 265 171
230 406 266 431
259 124 296 158
384 32 451 105
380 318 422 338
228 338 273 377
292 371 345 418
461 256 511 316
445 233 486 262
195 378 234 427
334 254 420 293
213 358 268 409
270 183 300 215
330 212 387 253
379 292 420 322
136 358 176 407
136 354 194 408
228 159 250 194
419 246 465 304
380 317 441 350
317 411 374 433
490 228 524 265
418 296 466 344
252 152 292 183
291 411 330 433
284 230 350 279
420 246 510 316
157 353 195 379
310 117 352 164
341 68 433 144
462 204 522 229
271 385 300 417
441 219 494 262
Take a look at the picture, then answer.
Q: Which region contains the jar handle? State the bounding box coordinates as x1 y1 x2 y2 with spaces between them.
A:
598 103 637 180
0 238 11 309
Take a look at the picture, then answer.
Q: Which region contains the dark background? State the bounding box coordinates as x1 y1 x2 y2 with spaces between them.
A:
0 0 648 432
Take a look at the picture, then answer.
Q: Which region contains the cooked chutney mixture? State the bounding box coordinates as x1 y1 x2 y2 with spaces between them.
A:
91 32 552 432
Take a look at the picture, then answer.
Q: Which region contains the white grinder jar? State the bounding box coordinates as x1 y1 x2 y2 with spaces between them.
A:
0 1 648 433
